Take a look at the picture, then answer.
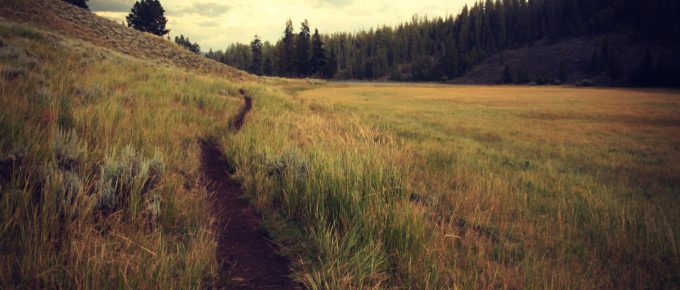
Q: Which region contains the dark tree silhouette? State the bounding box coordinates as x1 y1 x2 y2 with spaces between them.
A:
282 19 295 77
63 0 88 10
295 20 311 76
311 29 327 77
174 35 200 54
126 0 169 36
502 66 513 83
207 0 680 85
250 35 263 75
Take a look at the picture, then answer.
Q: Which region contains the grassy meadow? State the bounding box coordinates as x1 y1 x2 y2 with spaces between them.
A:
1 20 679 290
224 82 680 289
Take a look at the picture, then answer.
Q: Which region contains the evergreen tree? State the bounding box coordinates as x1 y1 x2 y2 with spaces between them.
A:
631 50 655 86
324 48 338 78
208 0 680 84
282 19 296 77
174 34 200 54
503 66 513 83
250 35 263 75
63 0 88 10
126 0 169 36
311 29 328 77
296 20 312 76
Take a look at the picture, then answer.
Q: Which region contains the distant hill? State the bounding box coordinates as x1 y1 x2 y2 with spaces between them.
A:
453 34 680 86
0 0 253 81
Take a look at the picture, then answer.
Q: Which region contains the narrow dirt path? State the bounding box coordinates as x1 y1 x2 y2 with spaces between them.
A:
200 89 294 289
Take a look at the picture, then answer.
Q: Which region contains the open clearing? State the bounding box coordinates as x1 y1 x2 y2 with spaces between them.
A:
289 83 680 288
2 18 679 289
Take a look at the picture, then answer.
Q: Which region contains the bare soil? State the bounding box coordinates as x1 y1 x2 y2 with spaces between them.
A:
201 91 294 289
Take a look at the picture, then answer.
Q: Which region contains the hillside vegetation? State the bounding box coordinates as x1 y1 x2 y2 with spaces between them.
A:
0 0 252 81
0 21 246 288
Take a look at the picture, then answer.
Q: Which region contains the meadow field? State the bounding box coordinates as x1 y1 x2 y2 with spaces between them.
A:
1 20 679 289
224 82 680 288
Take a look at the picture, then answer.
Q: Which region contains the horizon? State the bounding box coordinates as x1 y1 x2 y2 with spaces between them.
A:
91 0 476 50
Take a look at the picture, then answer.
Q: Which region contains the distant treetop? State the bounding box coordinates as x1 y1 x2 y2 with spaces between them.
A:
62 0 88 10
126 0 169 36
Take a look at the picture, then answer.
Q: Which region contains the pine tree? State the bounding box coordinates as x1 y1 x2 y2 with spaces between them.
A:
296 20 312 76
282 19 296 77
324 48 338 78
174 35 200 54
311 29 328 77
250 35 263 75
503 66 513 83
631 50 655 86
126 0 169 36
63 0 89 10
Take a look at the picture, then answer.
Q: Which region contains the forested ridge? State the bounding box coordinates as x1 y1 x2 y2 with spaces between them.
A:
207 0 680 85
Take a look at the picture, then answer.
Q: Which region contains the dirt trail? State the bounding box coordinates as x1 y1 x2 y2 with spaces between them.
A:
200 90 294 289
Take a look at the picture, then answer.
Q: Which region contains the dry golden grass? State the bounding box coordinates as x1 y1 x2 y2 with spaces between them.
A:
0 21 246 288
291 83 680 289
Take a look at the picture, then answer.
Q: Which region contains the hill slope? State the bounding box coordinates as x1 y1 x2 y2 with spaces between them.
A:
453 34 680 86
0 0 253 81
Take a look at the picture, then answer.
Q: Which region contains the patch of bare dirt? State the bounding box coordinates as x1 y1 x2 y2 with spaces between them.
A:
201 90 294 289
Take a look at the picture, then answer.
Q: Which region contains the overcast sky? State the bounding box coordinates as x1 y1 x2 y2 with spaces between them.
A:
92 0 475 51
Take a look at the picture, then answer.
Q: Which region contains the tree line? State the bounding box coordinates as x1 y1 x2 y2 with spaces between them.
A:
206 20 338 78
209 0 679 83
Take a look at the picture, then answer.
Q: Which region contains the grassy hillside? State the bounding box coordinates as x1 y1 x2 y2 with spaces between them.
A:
0 21 247 288
0 0 252 81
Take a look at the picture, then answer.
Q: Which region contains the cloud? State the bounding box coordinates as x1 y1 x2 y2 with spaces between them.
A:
314 0 353 7
89 0 135 13
195 20 220 27
175 3 231 17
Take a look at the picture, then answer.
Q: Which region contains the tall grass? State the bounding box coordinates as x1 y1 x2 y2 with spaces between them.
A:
289 84 680 288
0 22 243 288
2 19 678 290
220 86 439 288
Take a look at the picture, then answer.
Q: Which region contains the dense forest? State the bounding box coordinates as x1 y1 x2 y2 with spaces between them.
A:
206 0 680 85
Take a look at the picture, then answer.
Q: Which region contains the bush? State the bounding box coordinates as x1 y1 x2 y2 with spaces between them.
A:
51 129 84 171
96 146 164 215
0 44 38 69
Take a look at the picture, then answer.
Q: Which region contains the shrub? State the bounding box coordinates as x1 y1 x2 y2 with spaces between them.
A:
51 129 84 171
0 44 38 69
95 146 164 215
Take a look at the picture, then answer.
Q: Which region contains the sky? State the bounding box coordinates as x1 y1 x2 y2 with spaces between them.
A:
91 0 475 51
